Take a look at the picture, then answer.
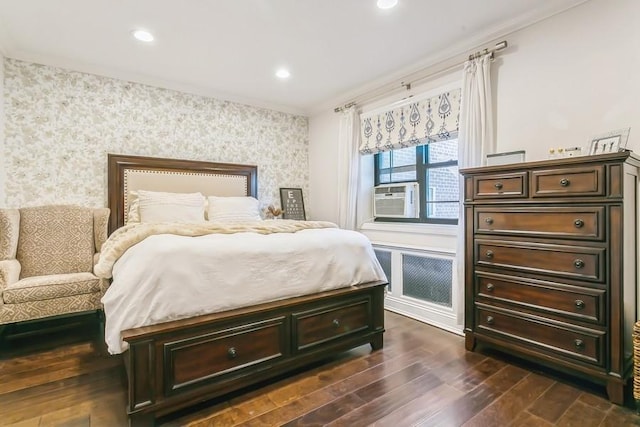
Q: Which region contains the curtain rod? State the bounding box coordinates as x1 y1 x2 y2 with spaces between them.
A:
334 40 508 113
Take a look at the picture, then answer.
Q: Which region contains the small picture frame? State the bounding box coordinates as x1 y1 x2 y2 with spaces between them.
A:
588 128 630 155
279 188 306 220
486 150 526 166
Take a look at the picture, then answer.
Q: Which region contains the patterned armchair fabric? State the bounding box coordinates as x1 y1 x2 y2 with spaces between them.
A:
0 205 110 325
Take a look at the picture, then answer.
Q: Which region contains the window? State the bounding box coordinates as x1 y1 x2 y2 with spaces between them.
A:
375 137 459 224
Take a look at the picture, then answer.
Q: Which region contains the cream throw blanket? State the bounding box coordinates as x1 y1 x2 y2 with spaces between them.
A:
94 220 337 278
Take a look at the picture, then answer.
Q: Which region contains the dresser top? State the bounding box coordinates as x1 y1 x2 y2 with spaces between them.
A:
460 150 639 176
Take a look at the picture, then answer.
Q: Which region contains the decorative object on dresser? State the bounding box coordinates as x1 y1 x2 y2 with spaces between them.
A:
107 154 386 427
460 151 640 404
485 150 525 166
588 128 631 155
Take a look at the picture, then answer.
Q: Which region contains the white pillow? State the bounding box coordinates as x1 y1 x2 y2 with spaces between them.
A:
207 196 262 222
138 190 206 223
127 191 140 224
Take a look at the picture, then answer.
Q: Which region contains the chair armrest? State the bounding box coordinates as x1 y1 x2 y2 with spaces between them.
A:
0 260 21 302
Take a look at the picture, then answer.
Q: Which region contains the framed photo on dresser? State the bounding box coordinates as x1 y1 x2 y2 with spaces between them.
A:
588 127 630 155
279 188 306 220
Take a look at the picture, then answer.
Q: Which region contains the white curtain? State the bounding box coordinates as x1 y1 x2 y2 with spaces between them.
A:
337 106 360 230
456 53 495 324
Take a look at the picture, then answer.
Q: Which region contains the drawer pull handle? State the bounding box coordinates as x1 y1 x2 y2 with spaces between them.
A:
486 316 495 325
485 250 494 259
332 319 340 328
574 259 585 269
574 339 584 349
574 219 584 228
494 182 503 190
486 283 495 291
575 299 585 309
484 217 494 225
560 178 570 187
227 347 238 359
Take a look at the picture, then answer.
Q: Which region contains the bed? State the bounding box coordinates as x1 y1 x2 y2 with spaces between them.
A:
103 154 387 426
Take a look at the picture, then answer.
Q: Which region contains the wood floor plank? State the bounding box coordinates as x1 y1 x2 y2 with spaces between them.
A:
554 400 605 427
1 311 639 427
599 404 640 427
462 372 554 427
325 371 444 426
527 381 582 423
281 393 367 427
414 383 502 426
483 365 529 394
507 411 554 427
448 356 507 392
370 383 464 427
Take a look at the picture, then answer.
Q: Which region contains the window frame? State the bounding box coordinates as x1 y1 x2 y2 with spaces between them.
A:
374 142 459 225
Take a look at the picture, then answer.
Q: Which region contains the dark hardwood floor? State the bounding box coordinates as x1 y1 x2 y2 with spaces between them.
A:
1 311 639 426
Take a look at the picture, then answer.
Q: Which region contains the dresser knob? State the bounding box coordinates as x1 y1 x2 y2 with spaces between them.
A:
485 217 494 225
575 299 585 309
574 339 584 349
332 319 340 328
486 283 495 291
560 178 570 187
494 182 503 190
574 259 585 269
486 316 495 325
574 219 584 228
485 250 494 259
227 347 238 359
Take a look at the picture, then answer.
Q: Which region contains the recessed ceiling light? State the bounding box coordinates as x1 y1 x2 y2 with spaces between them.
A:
132 29 154 42
275 68 291 79
377 0 398 9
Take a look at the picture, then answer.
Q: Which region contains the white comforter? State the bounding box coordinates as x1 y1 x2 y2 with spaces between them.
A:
100 224 386 354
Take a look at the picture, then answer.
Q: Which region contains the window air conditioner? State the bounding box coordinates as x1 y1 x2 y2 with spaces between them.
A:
373 182 419 218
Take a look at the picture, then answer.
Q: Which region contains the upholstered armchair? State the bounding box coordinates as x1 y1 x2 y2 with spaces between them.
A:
0 205 110 330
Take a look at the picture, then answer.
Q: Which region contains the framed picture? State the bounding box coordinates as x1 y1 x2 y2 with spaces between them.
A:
279 188 306 220
486 150 525 166
588 128 631 155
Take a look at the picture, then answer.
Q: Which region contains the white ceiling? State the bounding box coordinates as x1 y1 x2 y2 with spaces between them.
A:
0 0 587 116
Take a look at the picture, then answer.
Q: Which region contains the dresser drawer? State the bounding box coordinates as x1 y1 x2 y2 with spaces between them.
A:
294 298 370 352
163 317 286 394
476 207 604 240
476 306 605 366
475 240 605 282
531 165 604 197
471 172 527 199
475 272 605 324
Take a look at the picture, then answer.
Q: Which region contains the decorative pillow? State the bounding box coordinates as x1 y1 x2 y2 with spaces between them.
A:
207 196 262 222
138 190 206 223
127 191 140 224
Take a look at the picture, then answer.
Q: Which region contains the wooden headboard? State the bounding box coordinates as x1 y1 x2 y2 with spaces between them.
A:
107 154 258 234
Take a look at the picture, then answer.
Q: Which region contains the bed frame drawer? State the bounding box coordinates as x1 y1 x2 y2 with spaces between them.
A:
293 297 371 352
163 316 287 396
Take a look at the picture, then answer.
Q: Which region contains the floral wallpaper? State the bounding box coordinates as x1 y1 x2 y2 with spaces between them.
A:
3 58 309 215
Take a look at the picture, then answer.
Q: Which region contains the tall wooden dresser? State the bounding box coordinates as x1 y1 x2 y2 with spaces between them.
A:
460 151 640 404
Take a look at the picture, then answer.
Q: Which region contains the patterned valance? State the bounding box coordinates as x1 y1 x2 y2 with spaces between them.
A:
359 88 461 155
